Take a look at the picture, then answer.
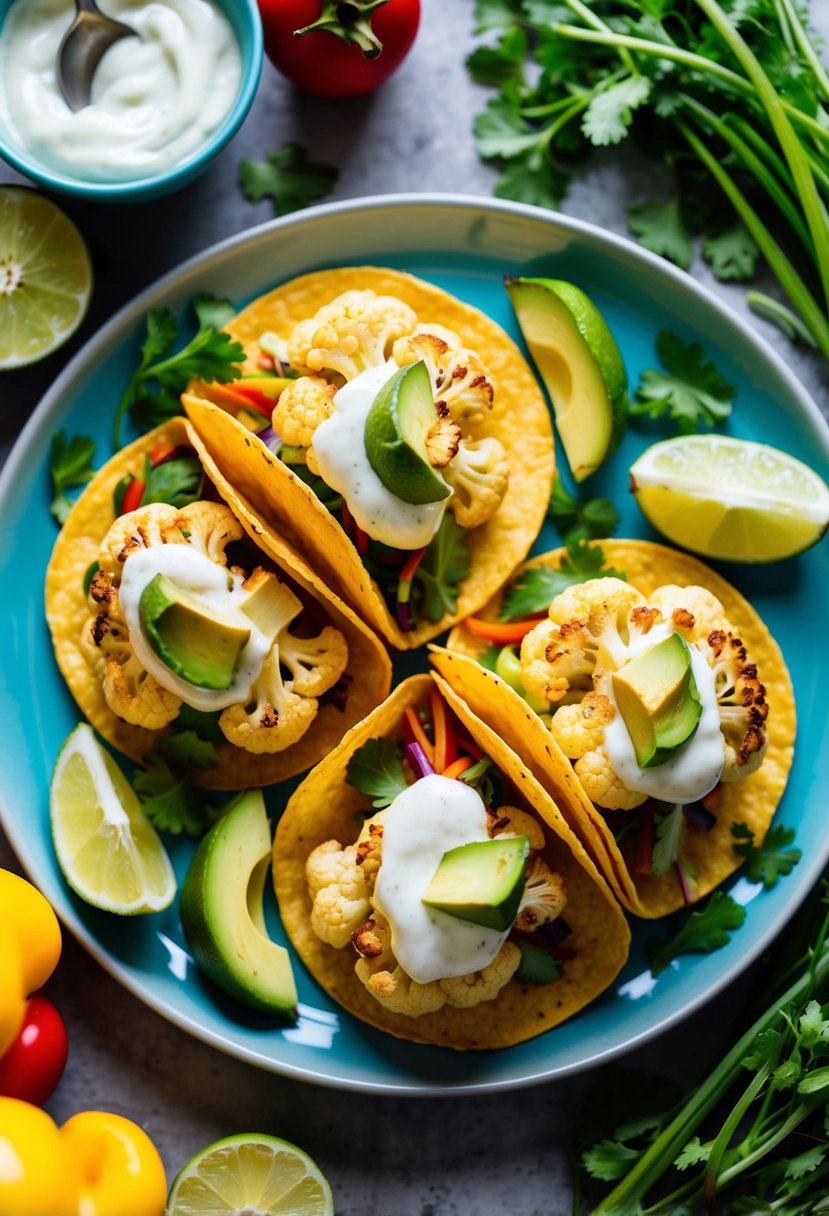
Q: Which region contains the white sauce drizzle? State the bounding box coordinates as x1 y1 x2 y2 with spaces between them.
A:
0 0 241 183
119 545 275 712
373 775 512 985
601 630 725 803
311 361 450 549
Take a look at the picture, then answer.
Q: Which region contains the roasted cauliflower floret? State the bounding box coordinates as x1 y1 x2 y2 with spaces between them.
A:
520 618 599 705
442 436 509 528
549 692 615 760
649 585 730 643
574 748 648 811
287 290 417 382
306 840 372 949
392 328 495 422
514 857 567 933
706 629 768 779
437 942 521 1008
353 912 448 1015
101 654 181 730
548 578 645 629
489 804 546 851
278 626 349 697
219 650 317 754
272 375 335 448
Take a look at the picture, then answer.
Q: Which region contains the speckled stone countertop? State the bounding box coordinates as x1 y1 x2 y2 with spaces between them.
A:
1 3 828 1213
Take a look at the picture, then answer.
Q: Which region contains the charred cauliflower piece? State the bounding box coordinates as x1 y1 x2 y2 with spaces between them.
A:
392 327 495 423
288 290 417 382
442 437 509 529
306 839 373 949
272 375 336 449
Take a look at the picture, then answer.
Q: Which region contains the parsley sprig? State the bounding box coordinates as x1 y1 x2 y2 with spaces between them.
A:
112 295 245 449
468 0 829 357
500 538 626 621
631 330 735 434
239 143 339 216
49 430 96 524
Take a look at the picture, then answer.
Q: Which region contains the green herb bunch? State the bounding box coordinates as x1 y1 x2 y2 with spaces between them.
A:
469 0 829 356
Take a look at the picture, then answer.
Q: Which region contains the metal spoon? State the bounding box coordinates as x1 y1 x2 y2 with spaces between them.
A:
57 0 137 113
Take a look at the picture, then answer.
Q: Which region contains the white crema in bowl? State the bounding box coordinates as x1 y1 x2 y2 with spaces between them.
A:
0 0 242 182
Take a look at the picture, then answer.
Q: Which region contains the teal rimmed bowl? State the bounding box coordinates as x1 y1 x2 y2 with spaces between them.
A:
0 0 262 201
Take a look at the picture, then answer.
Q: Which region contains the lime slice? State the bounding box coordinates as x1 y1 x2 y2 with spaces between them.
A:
166 1133 334 1216
0 186 92 369
630 435 829 562
50 724 176 914
506 277 628 482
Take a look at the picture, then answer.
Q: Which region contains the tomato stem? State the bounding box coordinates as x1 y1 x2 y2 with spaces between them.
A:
294 0 392 58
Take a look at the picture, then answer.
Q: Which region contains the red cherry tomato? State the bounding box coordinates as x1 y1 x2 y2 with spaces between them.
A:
0 994 68 1106
258 0 420 98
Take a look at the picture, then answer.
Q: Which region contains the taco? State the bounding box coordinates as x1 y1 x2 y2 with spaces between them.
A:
273 673 630 1049
438 540 796 919
182 266 553 648
45 418 392 790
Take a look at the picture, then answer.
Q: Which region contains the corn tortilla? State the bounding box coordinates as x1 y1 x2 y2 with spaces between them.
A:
441 540 796 918
183 266 553 648
45 418 392 790
273 673 630 1049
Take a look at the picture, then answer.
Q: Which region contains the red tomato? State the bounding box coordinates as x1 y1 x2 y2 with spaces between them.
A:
0 994 68 1106
258 0 420 98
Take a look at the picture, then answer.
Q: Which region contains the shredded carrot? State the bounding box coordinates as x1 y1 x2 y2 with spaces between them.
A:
149 442 177 466
234 384 279 413
430 688 457 773
455 734 484 762
403 707 435 766
464 616 545 644
399 546 428 584
441 756 474 781
218 384 272 418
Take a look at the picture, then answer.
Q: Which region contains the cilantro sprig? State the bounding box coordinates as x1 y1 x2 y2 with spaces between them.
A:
49 430 96 524
239 143 339 216
631 331 735 434
112 295 245 448
134 732 221 837
548 476 619 545
411 514 471 623
346 738 408 809
646 890 747 977
732 822 802 888
500 538 626 621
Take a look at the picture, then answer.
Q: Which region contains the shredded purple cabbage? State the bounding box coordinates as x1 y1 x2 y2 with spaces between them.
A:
396 599 413 632
539 917 572 946
683 801 717 833
404 740 435 780
256 424 281 454
674 860 695 906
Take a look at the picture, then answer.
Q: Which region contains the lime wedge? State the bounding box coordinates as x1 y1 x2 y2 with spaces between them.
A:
364 360 452 504
630 435 829 562
506 277 628 482
0 186 92 369
50 724 176 915
165 1133 334 1216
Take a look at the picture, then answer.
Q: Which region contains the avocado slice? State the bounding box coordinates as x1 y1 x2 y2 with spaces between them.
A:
138 573 250 691
422 835 530 931
612 632 702 768
364 360 452 505
180 789 298 1016
505 276 629 482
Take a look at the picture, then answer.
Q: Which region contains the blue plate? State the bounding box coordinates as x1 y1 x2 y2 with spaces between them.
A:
2 195 828 1094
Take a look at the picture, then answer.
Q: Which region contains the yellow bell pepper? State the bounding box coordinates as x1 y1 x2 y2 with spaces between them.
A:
0 870 62 1056
0 1099 167 1216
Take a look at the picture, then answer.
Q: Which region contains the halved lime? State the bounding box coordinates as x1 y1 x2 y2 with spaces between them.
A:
50 724 176 914
165 1133 334 1216
0 186 92 369
630 435 829 562
506 276 628 482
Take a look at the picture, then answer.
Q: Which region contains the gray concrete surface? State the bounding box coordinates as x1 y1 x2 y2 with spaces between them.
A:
1 1 828 1212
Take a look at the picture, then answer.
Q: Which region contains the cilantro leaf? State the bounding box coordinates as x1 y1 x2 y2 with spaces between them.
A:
458 757 501 808
650 803 685 877
412 514 471 622
141 307 178 366
732 823 802 888
49 430 96 524
134 755 221 837
785 1147 826 1180
674 1137 710 1170
142 455 204 509
702 221 760 282
647 891 746 977
239 143 338 216
466 27 527 88
628 197 693 269
548 475 620 544
346 739 408 809
631 330 735 434
473 0 524 32
798 999 829 1048
474 96 542 160
493 154 570 210
515 940 562 984
582 75 652 146
582 1139 641 1182
500 539 626 621
156 731 218 772
192 293 236 332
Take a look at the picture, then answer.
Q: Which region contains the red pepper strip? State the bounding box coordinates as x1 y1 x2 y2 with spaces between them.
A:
430 688 456 773
701 785 721 813
121 477 145 515
341 502 354 536
218 383 272 418
403 707 435 767
355 524 369 556
149 442 177 466
396 546 428 609
442 756 474 781
464 615 546 644
634 807 655 876
455 734 485 762
258 354 276 372
233 384 280 413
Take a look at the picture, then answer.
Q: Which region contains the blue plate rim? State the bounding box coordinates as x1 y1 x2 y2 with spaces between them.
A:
2 192 827 1095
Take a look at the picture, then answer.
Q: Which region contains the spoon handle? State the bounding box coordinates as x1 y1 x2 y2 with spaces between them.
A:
75 0 106 13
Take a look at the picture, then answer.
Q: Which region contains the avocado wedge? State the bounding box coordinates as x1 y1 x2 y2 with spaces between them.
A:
422 835 530 931
612 632 702 768
139 573 249 691
505 276 628 482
